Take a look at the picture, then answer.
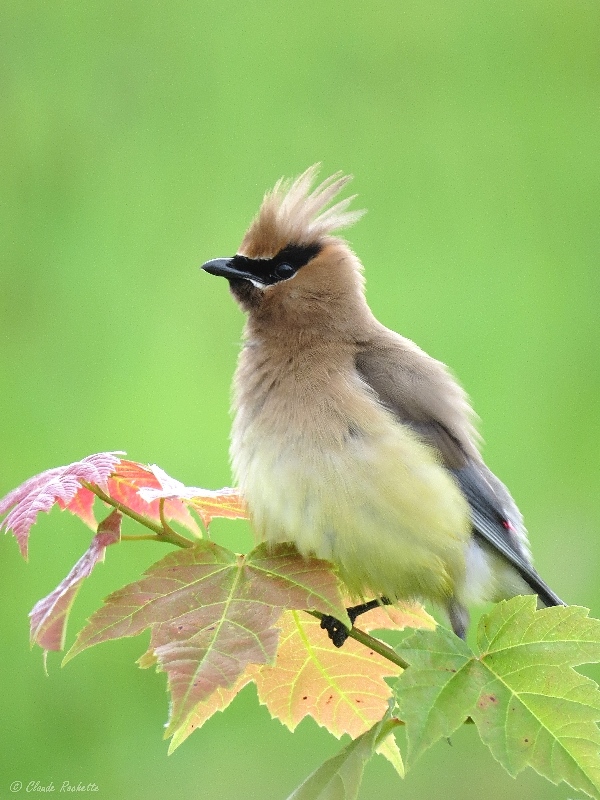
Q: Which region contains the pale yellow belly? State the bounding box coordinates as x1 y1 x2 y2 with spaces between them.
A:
232 412 472 604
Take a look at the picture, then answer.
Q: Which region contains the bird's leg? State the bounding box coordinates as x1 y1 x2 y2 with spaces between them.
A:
320 597 391 647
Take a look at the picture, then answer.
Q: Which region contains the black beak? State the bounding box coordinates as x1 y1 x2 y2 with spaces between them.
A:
201 257 238 279
201 257 260 284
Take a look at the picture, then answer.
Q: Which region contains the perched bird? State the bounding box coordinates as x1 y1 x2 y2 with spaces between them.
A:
202 166 564 645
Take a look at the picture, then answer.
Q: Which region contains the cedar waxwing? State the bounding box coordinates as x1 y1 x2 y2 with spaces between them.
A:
201 166 565 645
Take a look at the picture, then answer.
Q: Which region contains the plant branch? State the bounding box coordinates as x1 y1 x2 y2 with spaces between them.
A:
305 610 409 670
82 481 194 548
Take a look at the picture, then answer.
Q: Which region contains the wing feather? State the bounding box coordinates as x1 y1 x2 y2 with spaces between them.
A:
356 331 564 607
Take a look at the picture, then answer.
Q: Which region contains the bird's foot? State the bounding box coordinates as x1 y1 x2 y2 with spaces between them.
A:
319 614 351 647
320 597 391 647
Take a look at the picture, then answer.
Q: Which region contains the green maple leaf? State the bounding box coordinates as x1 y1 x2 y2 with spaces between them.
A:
286 712 402 800
394 596 600 799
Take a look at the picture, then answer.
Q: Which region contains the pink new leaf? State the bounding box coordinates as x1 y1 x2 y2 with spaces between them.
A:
186 491 247 528
137 464 247 527
29 509 122 652
106 461 201 537
0 452 124 558
57 486 98 530
65 541 348 738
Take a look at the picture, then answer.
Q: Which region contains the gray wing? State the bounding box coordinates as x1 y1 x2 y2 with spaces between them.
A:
355 334 564 607
452 462 564 606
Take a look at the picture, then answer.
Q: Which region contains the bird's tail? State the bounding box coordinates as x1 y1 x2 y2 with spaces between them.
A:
520 567 565 607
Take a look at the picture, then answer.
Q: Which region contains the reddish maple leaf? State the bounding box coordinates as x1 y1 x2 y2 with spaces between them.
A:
0 452 124 558
168 672 255 752
65 541 349 737
57 485 98 530
136 464 247 527
29 510 122 652
106 461 201 536
169 603 435 751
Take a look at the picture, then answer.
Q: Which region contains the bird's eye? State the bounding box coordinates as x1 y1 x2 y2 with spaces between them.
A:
273 263 295 280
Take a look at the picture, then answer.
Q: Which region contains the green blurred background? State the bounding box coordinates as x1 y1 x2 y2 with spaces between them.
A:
1 1 599 798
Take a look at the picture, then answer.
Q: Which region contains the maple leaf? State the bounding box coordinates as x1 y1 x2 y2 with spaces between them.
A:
0 454 246 555
255 611 401 737
137 463 247 527
287 712 403 800
65 541 350 738
395 597 600 799
57 485 98 530
168 600 434 751
358 602 436 634
255 608 417 775
106 460 201 537
168 672 255 753
29 510 122 652
0 452 124 558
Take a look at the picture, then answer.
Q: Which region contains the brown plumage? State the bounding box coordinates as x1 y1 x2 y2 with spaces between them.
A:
202 165 564 643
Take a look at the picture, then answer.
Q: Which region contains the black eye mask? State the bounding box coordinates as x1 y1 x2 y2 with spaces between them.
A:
228 243 322 285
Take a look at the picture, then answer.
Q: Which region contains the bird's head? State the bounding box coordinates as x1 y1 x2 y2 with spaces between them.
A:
201 166 369 331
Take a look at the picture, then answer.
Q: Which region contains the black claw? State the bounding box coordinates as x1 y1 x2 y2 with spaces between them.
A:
320 597 392 648
320 614 351 647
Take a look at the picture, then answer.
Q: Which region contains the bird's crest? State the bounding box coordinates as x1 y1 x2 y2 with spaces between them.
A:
239 165 365 258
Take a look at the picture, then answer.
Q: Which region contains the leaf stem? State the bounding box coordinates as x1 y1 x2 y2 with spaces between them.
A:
159 498 178 539
120 534 165 542
379 716 405 735
305 610 410 670
82 481 193 548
